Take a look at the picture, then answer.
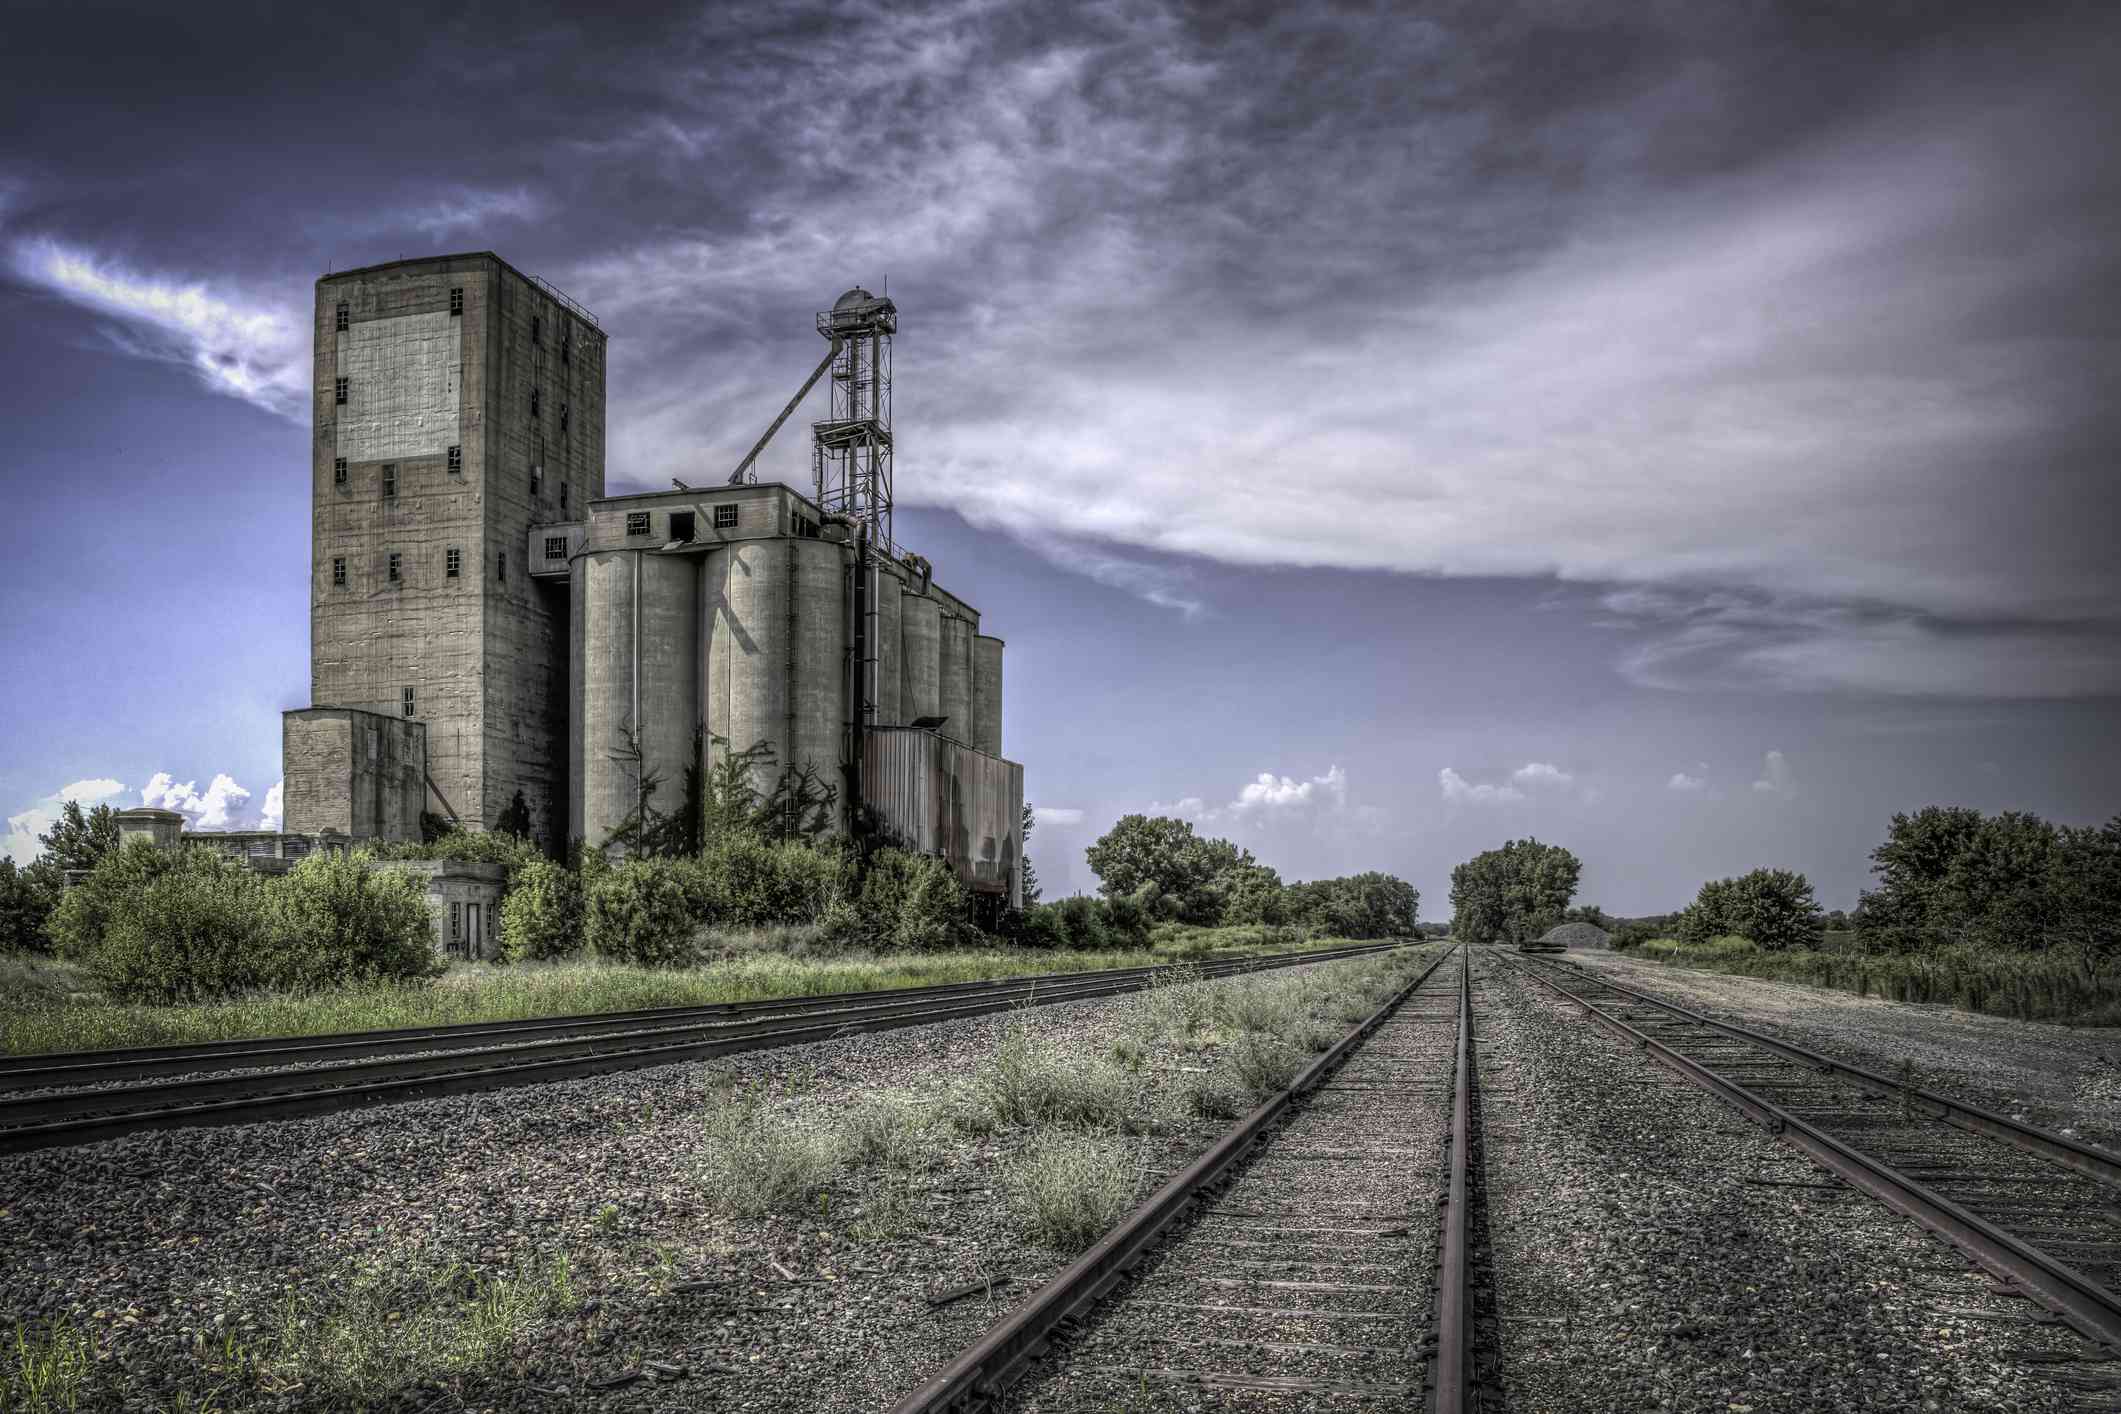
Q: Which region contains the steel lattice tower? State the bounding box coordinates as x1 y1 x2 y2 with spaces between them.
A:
812 288 896 550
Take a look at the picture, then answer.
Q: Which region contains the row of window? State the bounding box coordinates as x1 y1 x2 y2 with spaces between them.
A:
330 548 506 586
624 505 740 539
336 288 465 331
332 453 568 509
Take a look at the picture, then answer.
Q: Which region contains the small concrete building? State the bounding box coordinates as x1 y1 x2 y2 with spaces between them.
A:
371 859 507 960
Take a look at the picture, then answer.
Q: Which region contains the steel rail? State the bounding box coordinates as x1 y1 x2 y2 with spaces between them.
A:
1519 952 2121 1191
0 945 1414 1156
1498 950 2121 1352
1430 949 1476 1413
0 943 1403 1089
886 944 1463 1414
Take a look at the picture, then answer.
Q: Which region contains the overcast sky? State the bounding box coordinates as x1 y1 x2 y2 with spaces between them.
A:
3 1 2116 915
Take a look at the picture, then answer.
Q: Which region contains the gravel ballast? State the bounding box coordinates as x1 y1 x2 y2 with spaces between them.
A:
1564 947 2121 1149
1476 949 2089 1413
0 948 1436 1412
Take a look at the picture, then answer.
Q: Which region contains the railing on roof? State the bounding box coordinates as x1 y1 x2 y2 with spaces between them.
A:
531 274 602 332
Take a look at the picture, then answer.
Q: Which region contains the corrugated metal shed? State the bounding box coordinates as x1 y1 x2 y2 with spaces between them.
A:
864 726 1023 907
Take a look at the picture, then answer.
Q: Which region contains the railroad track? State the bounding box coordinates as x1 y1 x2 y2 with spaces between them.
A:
889 943 1495 1413
1498 948 2121 1358
0 942 1406 1156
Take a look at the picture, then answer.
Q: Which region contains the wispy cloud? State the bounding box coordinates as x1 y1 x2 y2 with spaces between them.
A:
1751 750 1795 799
1032 806 1084 827
10 237 306 419
1667 771 1706 793
1439 767 1524 806
1512 762 1574 789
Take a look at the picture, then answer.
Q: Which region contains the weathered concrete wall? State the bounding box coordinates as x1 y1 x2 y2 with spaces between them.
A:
370 859 506 959
900 592 941 724
307 253 607 852
938 613 974 746
572 549 701 856
283 707 426 840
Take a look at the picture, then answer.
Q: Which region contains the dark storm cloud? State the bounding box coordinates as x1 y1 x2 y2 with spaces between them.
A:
8 0 2119 697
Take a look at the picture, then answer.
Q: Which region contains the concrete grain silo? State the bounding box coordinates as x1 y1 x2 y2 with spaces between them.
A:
569 546 698 848
900 592 941 723
972 635 1004 757
938 614 974 743
868 563 903 727
701 537 792 791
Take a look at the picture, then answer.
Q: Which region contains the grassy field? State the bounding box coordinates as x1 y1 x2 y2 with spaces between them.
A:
1622 935 2121 1025
0 926 1400 1058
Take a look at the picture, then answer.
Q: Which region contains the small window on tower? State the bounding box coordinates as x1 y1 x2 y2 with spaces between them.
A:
531 464 543 496
560 481 569 511
403 685 416 717
530 388 540 419
382 465 396 499
560 402 569 434
447 445 462 474
447 546 461 578
531 315 542 345
561 337 571 366
497 551 506 582
626 511 651 537
388 552 402 582
335 301 349 332
544 536 567 560
332 557 346 587
334 457 347 486
449 287 463 316
714 504 740 530
334 377 348 405
669 511 695 542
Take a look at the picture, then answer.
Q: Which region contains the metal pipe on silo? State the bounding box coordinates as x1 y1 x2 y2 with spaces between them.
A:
938 614 974 744
871 563 902 727
972 634 1004 757
900 592 941 724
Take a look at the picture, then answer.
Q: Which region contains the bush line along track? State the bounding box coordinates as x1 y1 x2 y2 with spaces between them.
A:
0 943 1407 1156
1498 949 2121 1355
890 943 1494 1414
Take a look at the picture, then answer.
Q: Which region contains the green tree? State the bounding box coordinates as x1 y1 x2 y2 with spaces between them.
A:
500 859 586 961
38 800 121 876
1856 806 1985 950
0 857 52 953
1939 811 2060 950
2048 817 2121 969
1449 839 1580 945
1678 868 1822 951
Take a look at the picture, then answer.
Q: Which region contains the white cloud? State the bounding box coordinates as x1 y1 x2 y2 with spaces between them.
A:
1439 767 1524 806
1511 762 1574 788
401 187 541 239
1752 750 1795 798
1667 772 1706 792
4 778 129 866
9 238 306 419
1146 796 1214 824
1032 806 1083 827
260 780 285 833
140 770 260 830
1233 764 1347 812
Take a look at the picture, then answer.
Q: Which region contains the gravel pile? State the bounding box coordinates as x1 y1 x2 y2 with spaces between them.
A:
1475 950 2085 1413
1567 950 2121 1149
0 950 1420 1413
1536 921 1613 950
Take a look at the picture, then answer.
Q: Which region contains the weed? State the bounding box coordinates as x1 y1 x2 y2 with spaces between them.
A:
697 1087 846 1216
5 1319 90 1413
976 1021 1135 1131
1226 1033 1304 1101
594 1202 622 1234
840 1093 935 1171
1004 1132 1138 1253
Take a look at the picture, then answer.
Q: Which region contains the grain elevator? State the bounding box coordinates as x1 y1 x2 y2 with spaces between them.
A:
285 255 1022 907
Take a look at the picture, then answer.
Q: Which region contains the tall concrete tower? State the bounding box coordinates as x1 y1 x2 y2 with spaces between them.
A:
303 253 606 848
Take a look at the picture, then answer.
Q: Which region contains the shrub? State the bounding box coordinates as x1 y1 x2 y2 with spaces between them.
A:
52 844 435 1004
499 860 585 962
701 835 848 929
584 858 706 966
0 859 53 955
856 849 975 951
260 848 438 992
1677 869 1822 952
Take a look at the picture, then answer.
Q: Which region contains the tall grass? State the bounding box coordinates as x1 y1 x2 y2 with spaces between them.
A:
1628 937 2121 1024
0 931 1387 1058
